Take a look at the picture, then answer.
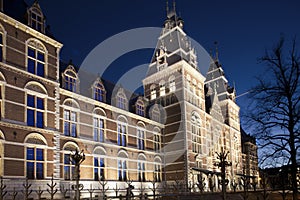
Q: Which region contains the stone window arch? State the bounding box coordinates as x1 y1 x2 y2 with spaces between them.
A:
26 39 47 77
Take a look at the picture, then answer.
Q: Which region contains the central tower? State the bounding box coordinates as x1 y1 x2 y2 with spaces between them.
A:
143 1 242 190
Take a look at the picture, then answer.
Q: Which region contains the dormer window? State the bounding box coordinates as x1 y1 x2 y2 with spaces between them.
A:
28 3 45 33
116 90 127 110
136 100 145 116
93 81 106 102
63 66 78 92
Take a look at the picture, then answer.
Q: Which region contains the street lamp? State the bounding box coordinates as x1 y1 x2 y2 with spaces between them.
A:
71 149 85 200
214 149 232 200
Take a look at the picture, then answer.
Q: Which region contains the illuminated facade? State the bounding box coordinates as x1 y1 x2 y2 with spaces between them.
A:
0 0 257 198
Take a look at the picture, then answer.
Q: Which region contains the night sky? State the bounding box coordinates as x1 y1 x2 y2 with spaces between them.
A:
26 0 300 118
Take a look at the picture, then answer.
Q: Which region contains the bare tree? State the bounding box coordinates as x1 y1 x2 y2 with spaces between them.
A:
246 37 300 200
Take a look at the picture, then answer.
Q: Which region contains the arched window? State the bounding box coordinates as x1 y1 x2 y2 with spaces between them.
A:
191 112 201 154
117 89 127 110
25 82 47 128
27 39 46 77
159 80 165 96
93 108 106 142
63 99 79 138
150 85 156 100
63 66 78 92
138 154 146 182
153 128 161 152
137 123 145 150
94 148 106 181
63 142 78 180
117 116 127 147
136 99 145 116
25 133 47 180
151 106 160 123
0 72 6 120
169 75 176 92
154 157 162 182
118 151 128 181
93 80 105 102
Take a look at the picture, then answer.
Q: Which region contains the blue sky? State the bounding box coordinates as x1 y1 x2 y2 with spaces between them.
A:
30 0 300 118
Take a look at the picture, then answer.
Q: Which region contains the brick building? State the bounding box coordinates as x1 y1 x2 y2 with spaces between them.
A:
0 0 258 198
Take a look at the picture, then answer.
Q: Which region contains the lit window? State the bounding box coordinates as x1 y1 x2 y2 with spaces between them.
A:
27 94 44 128
93 117 104 142
159 81 165 96
64 153 75 180
26 147 44 179
117 123 127 147
191 112 201 154
94 157 105 181
136 100 144 116
118 160 127 181
138 161 146 182
64 110 77 137
27 43 45 77
94 82 105 102
137 129 145 150
150 85 156 100
117 93 126 109
169 76 176 92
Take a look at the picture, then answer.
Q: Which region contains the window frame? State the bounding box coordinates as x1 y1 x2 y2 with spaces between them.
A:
25 142 46 180
26 40 46 77
93 116 105 142
93 82 105 102
94 156 105 181
117 122 127 147
63 109 78 138
118 159 127 181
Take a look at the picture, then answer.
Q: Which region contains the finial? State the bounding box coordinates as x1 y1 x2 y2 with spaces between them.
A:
173 0 176 12
214 41 219 60
166 0 169 16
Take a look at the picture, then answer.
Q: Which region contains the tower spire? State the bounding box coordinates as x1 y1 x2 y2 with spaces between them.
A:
173 0 176 13
214 41 219 61
166 0 169 16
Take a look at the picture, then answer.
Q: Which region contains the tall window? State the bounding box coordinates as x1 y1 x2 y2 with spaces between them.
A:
154 162 161 182
27 94 44 128
159 81 165 96
27 42 45 77
117 93 126 109
191 112 201 154
138 161 145 182
93 117 104 142
94 157 105 180
64 153 75 180
150 85 156 100
169 76 176 92
117 123 127 147
154 133 161 152
94 82 105 102
118 160 127 181
26 147 44 179
137 129 145 150
0 32 3 62
64 110 77 137
136 100 144 116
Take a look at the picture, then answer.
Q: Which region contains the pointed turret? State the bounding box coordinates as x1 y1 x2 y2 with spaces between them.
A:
146 0 197 77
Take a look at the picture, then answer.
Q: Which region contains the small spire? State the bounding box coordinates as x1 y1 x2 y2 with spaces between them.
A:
214 41 219 60
166 0 169 16
173 0 176 13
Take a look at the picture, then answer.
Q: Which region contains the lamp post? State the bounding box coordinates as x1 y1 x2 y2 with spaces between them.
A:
214 149 232 200
71 149 85 200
